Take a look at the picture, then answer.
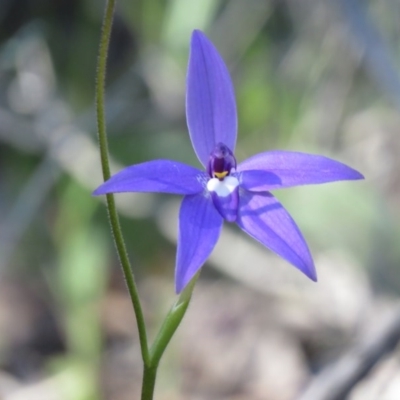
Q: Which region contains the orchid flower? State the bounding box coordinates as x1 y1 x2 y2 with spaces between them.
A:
94 30 363 293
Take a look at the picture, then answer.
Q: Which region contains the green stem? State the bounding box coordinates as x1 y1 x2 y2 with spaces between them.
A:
141 365 158 400
96 2 198 398
96 0 150 366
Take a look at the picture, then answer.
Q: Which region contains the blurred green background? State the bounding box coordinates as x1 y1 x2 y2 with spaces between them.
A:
1 1 400 399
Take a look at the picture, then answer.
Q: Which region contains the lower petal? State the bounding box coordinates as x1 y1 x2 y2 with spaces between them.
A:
237 190 317 281
207 176 239 222
210 189 238 222
176 193 223 293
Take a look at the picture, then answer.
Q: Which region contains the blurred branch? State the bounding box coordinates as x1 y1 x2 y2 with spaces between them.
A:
0 108 42 153
0 156 59 270
337 0 400 108
298 307 400 400
211 0 272 64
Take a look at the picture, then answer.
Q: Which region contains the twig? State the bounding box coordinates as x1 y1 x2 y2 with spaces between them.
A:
298 307 400 400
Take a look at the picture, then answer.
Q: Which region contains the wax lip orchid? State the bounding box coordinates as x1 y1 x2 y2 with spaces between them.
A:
94 29 364 293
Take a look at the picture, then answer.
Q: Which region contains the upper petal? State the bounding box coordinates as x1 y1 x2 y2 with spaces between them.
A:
238 151 364 191
237 190 317 281
186 30 237 167
93 160 206 196
176 193 223 293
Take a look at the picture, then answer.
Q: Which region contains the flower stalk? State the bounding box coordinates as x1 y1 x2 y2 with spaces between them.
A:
96 0 150 367
96 1 195 399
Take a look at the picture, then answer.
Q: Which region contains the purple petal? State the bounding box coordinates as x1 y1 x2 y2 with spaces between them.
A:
93 160 206 196
237 191 317 281
238 170 282 191
186 30 237 167
210 188 239 222
238 151 364 190
176 193 223 293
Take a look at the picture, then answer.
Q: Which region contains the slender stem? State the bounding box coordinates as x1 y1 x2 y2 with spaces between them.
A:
141 365 158 400
96 0 150 366
97 3 199 398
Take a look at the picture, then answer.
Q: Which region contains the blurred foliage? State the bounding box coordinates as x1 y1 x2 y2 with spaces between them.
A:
1 0 400 399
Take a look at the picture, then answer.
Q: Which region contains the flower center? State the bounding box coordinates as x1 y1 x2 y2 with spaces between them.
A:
207 176 239 197
207 142 237 180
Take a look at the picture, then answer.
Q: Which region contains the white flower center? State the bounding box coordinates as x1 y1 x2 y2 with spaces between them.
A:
206 176 239 197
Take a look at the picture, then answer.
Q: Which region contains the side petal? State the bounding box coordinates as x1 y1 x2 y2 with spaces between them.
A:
237 191 317 281
93 160 206 196
186 30 237 167
176 193 223 293
238 151 364 190
238 170 282 191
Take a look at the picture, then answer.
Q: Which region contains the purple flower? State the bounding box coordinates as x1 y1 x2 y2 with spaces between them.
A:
94 30 364 293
